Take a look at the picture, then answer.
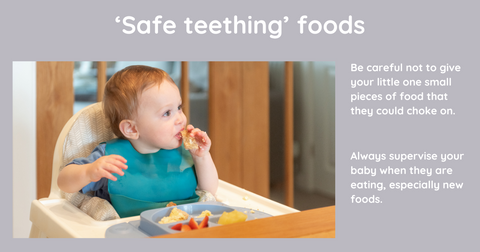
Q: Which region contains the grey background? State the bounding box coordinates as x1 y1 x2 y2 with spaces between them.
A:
3 0 479 250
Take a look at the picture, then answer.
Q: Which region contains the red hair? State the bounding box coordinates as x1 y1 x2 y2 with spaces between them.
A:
103 65 174 138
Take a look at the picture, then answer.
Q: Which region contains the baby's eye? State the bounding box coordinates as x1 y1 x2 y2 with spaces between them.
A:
178 105 182 110
163 110 171 117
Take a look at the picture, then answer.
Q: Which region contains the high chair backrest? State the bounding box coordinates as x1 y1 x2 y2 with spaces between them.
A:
49 102 116 199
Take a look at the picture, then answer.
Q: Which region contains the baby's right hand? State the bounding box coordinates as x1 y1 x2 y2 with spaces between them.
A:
87 155 127 182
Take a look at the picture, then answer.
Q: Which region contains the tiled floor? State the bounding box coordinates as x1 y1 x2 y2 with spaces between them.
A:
269 186 335 211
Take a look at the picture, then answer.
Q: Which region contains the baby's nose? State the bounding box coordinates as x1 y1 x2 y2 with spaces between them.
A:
175 112 186 124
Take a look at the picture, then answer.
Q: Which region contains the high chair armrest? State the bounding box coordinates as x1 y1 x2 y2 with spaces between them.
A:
215 180 299 216
30 199 79 238
30 198 139 238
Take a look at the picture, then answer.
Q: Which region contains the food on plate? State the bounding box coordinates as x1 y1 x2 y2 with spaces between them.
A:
217 210 248 225
159 207 189 224
181 129 199 150
198 216 209 229
170 216 209 231
188 218 199 230
181 224 192 231
166 202 177 207
195 210 212 218
170 223 182 231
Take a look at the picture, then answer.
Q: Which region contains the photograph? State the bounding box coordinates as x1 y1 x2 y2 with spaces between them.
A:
14 61 335 238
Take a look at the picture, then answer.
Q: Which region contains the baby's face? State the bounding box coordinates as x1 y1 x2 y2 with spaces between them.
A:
134 81 186 152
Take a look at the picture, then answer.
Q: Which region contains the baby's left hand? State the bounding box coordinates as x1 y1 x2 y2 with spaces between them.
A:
186 124 211 157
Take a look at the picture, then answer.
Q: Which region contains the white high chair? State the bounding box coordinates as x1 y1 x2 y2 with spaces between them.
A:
29 102 298 238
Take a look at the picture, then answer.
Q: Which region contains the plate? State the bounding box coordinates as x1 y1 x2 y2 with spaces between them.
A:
105 201 272 238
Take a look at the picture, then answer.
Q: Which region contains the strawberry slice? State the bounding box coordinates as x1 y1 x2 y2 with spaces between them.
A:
189 218 199 230
170 223 182 231
198 216 209 229
181 224 192 232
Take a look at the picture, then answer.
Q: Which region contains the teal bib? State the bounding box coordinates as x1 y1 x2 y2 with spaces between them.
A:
106 138 199 218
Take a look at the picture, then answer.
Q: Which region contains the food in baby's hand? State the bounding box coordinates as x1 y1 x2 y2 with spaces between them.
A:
217 210 248 225
159 207 189 224
181 129 199 150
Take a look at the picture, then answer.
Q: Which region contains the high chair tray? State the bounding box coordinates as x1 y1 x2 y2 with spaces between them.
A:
105 201 272 238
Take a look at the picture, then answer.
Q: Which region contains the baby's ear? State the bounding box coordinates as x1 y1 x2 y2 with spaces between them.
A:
119 119 139 140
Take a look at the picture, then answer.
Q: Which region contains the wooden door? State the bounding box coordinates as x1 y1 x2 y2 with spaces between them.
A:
209 62 270 198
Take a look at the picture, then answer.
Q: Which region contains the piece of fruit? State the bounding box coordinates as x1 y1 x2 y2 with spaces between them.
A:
181 224 192 232
170 223 182 231
217 210 248 225
198 216 209 229
188 218 199 230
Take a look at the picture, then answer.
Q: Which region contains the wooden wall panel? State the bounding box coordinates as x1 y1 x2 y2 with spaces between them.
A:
242 62 269 197
36 62 74 199
209 62 244 187
181 62 190 122
97 61 107 102
209 62 269 197
284 62 294 207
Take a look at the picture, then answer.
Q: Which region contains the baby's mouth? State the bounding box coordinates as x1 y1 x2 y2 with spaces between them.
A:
175 129 184 140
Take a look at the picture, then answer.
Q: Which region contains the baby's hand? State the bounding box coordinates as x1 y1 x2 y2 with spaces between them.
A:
87 155 127 182
186 124 211 157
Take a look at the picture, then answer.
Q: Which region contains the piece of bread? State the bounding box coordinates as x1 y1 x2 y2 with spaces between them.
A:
166 202 177 207
181 129 199 150
159 207 189 224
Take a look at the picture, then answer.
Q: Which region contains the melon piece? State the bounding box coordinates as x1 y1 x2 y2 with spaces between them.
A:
217 210 248 225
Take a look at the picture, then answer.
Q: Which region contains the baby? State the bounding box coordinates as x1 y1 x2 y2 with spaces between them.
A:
57 65 218 217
